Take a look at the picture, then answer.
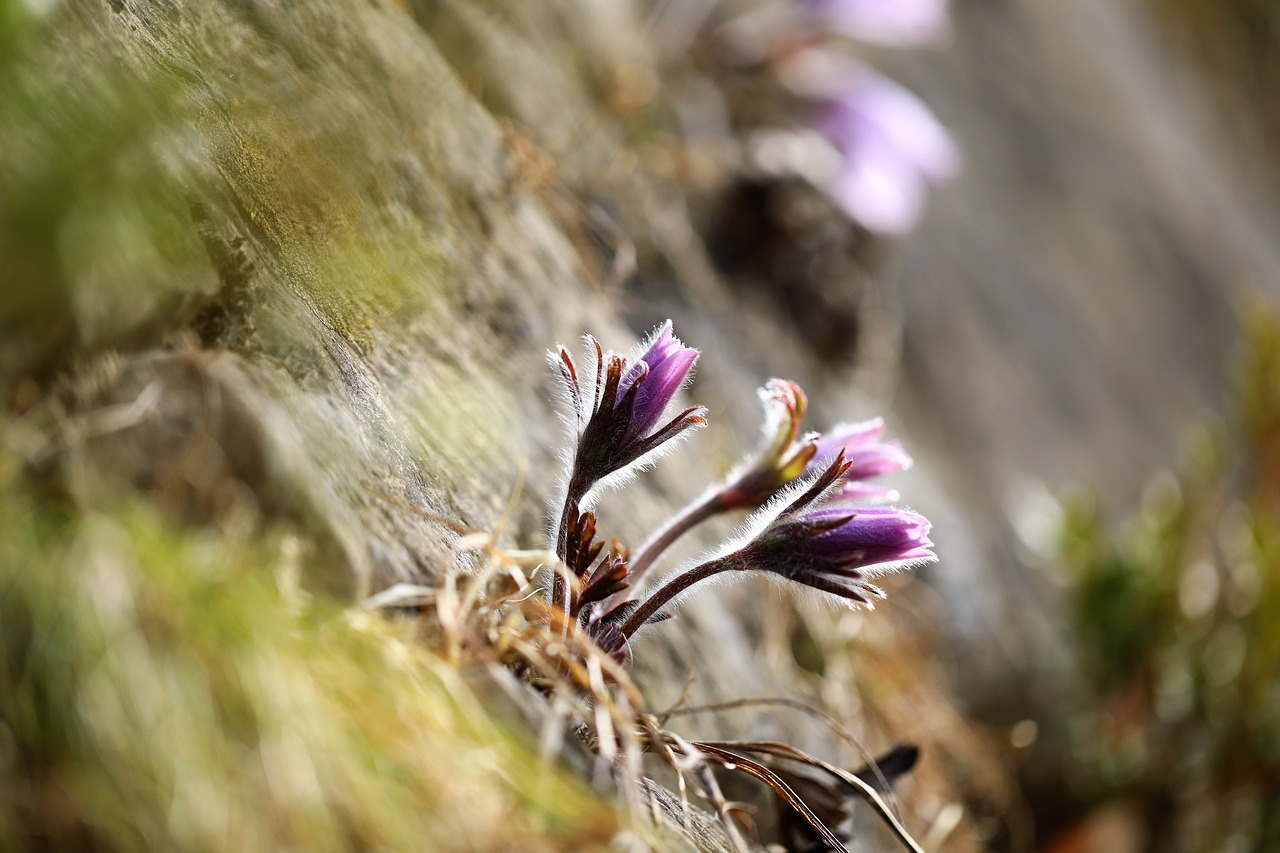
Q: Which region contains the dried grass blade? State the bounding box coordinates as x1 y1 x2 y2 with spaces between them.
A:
692 742 849 851
698 740 927 853
664 695 900 812
693 760 753 853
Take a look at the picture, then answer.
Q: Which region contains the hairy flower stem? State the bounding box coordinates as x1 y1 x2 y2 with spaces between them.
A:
627 491 726 583
552 473 591 616
617 554 743 640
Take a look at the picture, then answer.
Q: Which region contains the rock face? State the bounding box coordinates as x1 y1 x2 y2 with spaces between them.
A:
16 0 623 596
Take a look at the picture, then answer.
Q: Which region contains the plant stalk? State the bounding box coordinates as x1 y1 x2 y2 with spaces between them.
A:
617 554 740 639
627 489 726 582
552 471 590 618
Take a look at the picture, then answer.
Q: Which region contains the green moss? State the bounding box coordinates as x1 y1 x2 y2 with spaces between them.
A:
0 470 619 851
0 2 625 844
207 96 459 350
0 2 211 380
0 0 476 371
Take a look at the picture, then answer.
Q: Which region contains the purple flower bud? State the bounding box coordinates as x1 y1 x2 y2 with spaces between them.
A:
554 321 706 502
740 455 935 604
809 418 913 498
805 507 932 560
803 0 951 47
619 321 702 443
812 67 959 235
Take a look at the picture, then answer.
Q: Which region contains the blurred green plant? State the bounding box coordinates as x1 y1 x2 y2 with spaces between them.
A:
0 0 209 386
0 457 621 850
1059 304 1280 852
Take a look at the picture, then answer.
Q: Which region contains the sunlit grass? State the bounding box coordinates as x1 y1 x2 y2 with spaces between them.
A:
0 463 621 850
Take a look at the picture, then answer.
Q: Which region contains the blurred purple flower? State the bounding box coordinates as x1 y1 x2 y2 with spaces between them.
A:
803 0 950 46
813 67 960 235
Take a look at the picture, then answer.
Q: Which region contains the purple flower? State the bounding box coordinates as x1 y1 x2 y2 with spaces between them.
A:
617 453 935 639
813 67 959 235
617 322 702 443
554 321 706 502
803 0 950 47
737 454 935 605
756 505 934 602
809 418 913 500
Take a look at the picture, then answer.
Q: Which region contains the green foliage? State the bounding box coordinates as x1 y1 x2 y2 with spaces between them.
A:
0 462 620 850
1060 304 1280 850
0 1 212 382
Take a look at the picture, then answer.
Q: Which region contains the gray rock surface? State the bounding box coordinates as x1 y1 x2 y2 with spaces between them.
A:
884 0 1280 717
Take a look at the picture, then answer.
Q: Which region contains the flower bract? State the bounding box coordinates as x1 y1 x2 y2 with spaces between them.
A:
738 453 936 605
554 320 706 503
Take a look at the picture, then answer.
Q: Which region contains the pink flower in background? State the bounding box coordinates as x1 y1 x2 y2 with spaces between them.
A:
813 67 960 234
804 0 950 46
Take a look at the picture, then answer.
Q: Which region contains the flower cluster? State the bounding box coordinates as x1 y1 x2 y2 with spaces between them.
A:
626 377 913 580
548 322 935 660
616 453 934 637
